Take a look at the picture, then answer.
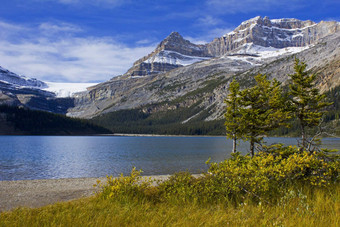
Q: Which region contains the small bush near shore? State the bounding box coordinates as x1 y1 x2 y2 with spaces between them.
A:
97 145 339 206
1 146 339 226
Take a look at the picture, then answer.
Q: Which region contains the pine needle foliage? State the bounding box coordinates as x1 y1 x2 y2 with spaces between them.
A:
288 58 332 150
224 80 243 153
225 74 291 156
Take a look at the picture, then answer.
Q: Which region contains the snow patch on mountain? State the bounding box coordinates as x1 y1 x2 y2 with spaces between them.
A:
270 18 300 23
0 66 97 97
233 43 310 59
43 82 98 97
143 50 211 66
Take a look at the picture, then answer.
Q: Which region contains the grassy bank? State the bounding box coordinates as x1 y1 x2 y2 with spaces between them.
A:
1 146 339 226
0 185 338 226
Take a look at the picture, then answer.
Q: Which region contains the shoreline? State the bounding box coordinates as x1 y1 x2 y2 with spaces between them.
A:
0 133 226 137
111 133 225 137
0 174 181 212
1 133 338 139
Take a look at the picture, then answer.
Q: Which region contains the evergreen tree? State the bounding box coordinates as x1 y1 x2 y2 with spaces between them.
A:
224 80 243 153
288 58 332 150
239 74 290 156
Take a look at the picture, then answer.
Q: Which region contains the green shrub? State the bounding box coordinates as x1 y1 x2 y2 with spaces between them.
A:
206 146 339 203
96 146 339 206
95 168 156 202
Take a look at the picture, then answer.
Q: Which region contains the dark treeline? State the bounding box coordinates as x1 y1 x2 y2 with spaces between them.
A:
91 108 225 135
0 105 112 135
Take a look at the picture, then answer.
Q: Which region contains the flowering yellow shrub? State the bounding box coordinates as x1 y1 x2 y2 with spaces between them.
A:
97 146 339 205
206 145 339 202
96 167 155 200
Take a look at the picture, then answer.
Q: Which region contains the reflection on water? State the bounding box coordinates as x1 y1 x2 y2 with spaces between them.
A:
0 136 339 180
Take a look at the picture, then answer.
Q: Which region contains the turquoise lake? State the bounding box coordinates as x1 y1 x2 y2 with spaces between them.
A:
0 136 339 181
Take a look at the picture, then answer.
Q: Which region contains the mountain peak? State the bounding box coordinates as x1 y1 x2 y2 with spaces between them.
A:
167 31 182 38
124 31 210 77
235 16 315 31
156 31 207 56
160 31 186 46
206 16 337 56
240 16 262 25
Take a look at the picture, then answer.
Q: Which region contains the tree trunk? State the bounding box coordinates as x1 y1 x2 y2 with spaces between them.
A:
232 134 237 153
301 125 306 151
250 138 255 157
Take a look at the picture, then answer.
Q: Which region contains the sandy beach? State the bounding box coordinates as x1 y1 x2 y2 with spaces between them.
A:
0 175 174 212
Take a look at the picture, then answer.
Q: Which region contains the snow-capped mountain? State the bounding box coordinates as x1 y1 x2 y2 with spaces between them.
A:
125 16 339 78
0 66 47 89
0 65 98 114
0 66 97 98
206 16 339 56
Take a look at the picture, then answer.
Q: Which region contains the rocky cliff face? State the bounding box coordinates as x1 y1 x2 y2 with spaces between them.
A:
206 16 339 56
125 32 211 77
125 16 340 78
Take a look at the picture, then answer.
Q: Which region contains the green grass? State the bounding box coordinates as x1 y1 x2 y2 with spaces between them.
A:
0 184 339 226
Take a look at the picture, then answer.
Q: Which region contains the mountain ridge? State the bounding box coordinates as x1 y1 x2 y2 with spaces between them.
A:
124 16 339 77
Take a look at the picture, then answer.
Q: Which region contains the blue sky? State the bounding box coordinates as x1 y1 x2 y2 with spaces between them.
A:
0 0 339 82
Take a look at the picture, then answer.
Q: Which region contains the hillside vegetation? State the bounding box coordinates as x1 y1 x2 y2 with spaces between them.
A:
0 105 112 135
91 84 340 137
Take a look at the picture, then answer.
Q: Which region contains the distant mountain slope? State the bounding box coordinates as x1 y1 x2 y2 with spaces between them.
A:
0 66 47 89
0 66 98 113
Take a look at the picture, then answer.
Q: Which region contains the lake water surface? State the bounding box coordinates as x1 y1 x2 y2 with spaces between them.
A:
0 136 339 181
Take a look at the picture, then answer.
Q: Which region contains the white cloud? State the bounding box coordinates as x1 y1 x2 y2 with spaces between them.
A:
54 0 127 7
197 16 222 26
206 0 304 14
0 21 25 31
0 21 29 40
0 20 155 83
39 22 83 34
135 39 154 45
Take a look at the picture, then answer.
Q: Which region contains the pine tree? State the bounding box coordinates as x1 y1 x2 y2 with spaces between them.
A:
224 80 243 153
288 58 332 150
239 74 290 156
